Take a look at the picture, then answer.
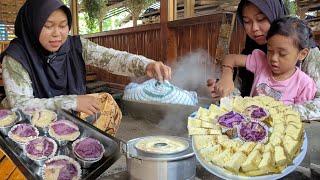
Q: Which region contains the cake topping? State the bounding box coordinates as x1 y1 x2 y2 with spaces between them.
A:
11 124 37 137
218 111 245 128
46 159 78 180
44 155 81 180
51 120 78 135
251 108 267 118
26 137 56 158
237 120 268 143
0 109 12 119
73 137 104 160
244 105 269 121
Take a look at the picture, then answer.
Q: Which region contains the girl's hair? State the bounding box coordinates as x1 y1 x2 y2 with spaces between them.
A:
267 16 317 50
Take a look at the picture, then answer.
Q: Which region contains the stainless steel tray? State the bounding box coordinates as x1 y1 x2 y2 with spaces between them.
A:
0 109 121 180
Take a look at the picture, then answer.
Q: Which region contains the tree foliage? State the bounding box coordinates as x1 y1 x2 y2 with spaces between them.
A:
81 0 108 31
283 0 297 15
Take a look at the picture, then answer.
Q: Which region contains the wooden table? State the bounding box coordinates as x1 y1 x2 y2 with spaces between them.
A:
0 149 26 180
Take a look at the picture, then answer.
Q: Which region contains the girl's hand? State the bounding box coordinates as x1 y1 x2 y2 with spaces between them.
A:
214 78 234 97
146 61 172 82
207 79 221 100
76 95 101 115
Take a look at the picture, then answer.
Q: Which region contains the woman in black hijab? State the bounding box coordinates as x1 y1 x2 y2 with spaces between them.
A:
208 0 320 121
0 0 171 134
236 0 288 96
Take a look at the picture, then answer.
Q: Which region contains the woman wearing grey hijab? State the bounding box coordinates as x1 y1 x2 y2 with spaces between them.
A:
208 0 320 121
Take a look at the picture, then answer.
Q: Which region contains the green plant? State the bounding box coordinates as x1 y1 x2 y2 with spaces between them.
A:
284 0 297 15
81 0 108 31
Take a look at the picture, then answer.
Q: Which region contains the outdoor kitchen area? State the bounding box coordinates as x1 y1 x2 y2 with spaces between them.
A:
1 0 320 180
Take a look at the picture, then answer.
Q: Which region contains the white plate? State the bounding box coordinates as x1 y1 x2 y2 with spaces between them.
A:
192 131 308 180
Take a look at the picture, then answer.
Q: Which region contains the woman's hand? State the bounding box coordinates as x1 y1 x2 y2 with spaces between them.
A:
146 61 172 82
76 95 101 115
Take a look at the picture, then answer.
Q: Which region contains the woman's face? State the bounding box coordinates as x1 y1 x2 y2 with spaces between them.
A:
242 3 271 45
39 9 69 52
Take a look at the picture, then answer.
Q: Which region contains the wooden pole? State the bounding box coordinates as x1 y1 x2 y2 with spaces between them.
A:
70 0 79 35
160 0 177 65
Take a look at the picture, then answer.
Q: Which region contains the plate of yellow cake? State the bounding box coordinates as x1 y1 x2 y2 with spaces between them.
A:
188 96 307 180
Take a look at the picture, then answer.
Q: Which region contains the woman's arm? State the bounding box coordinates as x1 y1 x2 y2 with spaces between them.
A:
81 37 154 77
293 47 320 120
1 55 78 110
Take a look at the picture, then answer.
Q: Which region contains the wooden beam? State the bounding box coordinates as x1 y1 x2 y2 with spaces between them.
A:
168 0 177 21
184 0 195 18
70 0 79 35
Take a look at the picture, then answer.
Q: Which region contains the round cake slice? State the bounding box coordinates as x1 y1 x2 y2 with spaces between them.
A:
0 109 17 127
72 137 105 161
43 155 81 180
25 137 57 161
49 120 80 141
8 123 39 144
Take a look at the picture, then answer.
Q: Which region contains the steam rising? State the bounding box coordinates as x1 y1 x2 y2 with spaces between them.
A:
171 49 218 97
157 49 218 133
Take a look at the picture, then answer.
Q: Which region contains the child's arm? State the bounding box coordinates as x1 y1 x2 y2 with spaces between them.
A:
214 54 247 97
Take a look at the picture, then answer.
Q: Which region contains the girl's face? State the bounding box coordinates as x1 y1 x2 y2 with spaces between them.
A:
267 34 308 79
242 3 271 45
39 9 69 52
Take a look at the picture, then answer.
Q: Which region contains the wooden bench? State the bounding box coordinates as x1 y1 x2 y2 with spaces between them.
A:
0 149 26 180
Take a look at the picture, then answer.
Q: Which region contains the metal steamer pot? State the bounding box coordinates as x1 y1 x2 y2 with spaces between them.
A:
121 136 196 180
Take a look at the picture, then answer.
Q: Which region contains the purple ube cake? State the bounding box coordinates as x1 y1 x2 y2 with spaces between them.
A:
43 155 81 180
244 105 270 122
8 123 39 144
25 137 57 161
237 120 269 143
49 120 80 141
217 111 246 138
218 111 246 128
72 137 105 161
0 109 17 127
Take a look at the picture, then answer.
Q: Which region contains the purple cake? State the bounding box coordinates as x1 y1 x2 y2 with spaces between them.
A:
244 105 270 122
0 109 17 127
25 137 57 161
72 137 105 161
218 111 245 128
43 155 81 180
49 120 80 141
8 123 39 144
237 120 269 143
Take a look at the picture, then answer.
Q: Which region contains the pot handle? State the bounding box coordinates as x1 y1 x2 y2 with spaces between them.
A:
119 139 128 155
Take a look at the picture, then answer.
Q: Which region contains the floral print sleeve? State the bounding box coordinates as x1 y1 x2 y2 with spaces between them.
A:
292 47 320 121
80 37 154 77
1 55 77 110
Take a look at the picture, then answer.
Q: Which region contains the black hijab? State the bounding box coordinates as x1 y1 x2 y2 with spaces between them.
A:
0 0 86 98
236 0 288 96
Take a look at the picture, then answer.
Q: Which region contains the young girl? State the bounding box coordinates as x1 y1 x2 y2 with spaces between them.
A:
214 16 317 105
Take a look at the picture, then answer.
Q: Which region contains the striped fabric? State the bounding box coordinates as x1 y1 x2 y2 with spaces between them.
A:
123 79 198 106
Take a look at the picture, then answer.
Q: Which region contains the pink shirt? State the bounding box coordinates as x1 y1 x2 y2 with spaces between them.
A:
246 49 317 105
